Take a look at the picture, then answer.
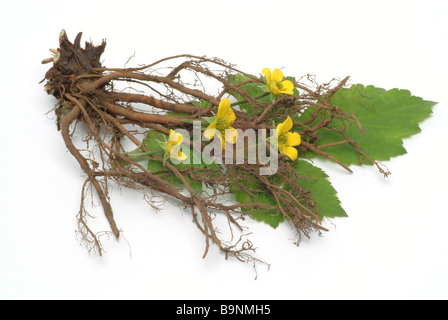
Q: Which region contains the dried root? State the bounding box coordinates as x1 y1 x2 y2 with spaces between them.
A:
42 30 378 269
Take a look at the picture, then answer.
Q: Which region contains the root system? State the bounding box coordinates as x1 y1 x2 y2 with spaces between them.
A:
42 31 385 268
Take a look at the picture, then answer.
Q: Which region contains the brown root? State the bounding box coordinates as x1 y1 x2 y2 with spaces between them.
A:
43 30 383 268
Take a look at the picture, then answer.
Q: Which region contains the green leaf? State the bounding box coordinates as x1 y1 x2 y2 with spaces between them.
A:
259 84 270 93
143 131 222 194
144 130 167 153
166 112 192 117
166 100 209 118
229 160 347 228
298 84 436 165
147 157 203 194
143 131 203 193
292 160 347 219
203 116 216 124
191 100 210 108
229 172 284 228
227 73 270 116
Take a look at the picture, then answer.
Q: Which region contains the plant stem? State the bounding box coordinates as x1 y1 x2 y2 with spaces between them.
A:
126 151 161 161
179 118 207 125
230 92 270 107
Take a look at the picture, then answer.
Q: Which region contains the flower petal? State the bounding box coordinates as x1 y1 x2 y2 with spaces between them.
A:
210 130 226 150
225 127 238 144
204 122 217 140
278 142 286 155
271 68 284 82
283 146 298 161
286 132 301 146
226 108 236 124
269 82 280 96
262 68 271 85
276 122 285 135
177 151 188 161
280 80 294 95
169 130 183 145
278 116 293 134
216 98 230 118
168 140 187 162
216 98 236 124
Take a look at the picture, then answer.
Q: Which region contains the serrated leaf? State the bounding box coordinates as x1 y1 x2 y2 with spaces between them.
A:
292 160 347 219
229 160 346 228
298 84 436 165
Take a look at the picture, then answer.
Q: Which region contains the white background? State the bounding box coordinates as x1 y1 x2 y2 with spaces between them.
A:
1 0 447 300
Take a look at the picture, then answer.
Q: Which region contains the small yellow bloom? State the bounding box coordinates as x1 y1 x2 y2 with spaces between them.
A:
204 98 238 149
262 68 295 96
165 129 187 162
274 116 301 161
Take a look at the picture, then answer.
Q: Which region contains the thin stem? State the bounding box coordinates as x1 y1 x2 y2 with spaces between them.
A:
301 141 353 173
230 92 270 107
125 151 161 161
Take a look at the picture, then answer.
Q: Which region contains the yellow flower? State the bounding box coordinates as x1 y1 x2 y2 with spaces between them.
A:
165 129 187 163
204 98 238 149
262 68 295 96
274 116 301 161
